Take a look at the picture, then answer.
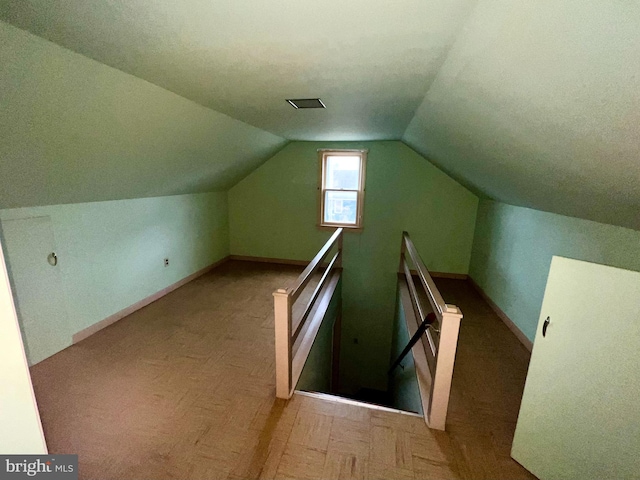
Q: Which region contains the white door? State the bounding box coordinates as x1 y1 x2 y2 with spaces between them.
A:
512 256 640 479
1 216 70 365
0 238 47 453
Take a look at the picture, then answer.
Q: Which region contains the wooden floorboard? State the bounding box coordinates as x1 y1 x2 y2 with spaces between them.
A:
30 261 535 479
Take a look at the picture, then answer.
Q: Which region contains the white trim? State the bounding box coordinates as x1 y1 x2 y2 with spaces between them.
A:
294 390 423 417
317 149 369 153
468 277 533 351
228 255 309 266
319 150 367 229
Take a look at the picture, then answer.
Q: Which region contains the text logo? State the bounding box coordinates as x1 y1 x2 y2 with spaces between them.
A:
0 455 77 479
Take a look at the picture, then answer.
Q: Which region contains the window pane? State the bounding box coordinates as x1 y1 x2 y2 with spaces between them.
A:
325 156 360 190
324 191 358 225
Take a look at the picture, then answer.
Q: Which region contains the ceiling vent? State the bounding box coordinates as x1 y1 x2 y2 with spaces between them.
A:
286 98 326 109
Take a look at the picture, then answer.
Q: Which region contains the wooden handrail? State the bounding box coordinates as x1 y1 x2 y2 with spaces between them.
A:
274 229 343 399
288 228 343 302
402 259 437 358
397 231 463 431
402 231 446 315
292 250 341 343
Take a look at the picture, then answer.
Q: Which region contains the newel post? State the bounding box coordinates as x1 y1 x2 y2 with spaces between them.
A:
336 230 343 269
273 289 292 399
428 305 463 430
398 231 408 274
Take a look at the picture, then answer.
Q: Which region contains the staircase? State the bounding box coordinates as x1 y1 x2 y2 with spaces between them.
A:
273 229 463 431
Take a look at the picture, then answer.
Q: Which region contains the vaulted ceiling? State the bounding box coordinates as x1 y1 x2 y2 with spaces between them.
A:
0 0 477 140
1 0 639 229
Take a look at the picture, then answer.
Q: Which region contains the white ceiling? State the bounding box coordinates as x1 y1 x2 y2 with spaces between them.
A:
1 0 639 229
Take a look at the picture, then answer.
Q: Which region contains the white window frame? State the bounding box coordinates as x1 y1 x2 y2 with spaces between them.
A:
318 149 367 230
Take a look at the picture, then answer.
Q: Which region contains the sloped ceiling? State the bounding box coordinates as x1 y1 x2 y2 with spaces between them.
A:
0 21 286 208
0 0 476 141
404 0 640 230
1 0 639 229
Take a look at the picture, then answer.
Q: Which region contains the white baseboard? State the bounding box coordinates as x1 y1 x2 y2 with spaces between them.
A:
228 254 309 266
468 277 533 352
72 256 229 344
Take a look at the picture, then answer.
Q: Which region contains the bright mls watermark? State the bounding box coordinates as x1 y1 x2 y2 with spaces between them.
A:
0 455 77 479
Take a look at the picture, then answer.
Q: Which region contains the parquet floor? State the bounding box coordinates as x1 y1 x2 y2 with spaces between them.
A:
30 261 535 479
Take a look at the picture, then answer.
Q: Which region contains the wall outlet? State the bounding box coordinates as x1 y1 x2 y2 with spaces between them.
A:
164 258 169 267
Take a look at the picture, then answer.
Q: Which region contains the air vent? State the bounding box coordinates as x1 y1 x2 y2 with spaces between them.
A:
286 98 326 109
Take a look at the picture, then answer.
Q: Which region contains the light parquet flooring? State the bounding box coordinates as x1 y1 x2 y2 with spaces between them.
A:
30 261 535 479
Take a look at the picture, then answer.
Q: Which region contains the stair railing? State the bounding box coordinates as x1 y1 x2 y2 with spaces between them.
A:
397 231 463 430
273 228 343 399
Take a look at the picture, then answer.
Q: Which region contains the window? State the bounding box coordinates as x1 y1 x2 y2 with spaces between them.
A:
318 149 367 229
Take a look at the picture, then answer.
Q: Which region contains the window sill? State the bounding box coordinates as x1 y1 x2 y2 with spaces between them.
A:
317 224 363 233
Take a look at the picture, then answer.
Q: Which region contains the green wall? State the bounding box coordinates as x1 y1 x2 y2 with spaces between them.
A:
470 200 640 341
229 141 478 392
0 21 272 365
297 278 341 394
0 21 286 210
0 192 229 360
389 286 423 414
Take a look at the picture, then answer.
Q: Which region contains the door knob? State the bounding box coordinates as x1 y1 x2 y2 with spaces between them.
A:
47 252 58 266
